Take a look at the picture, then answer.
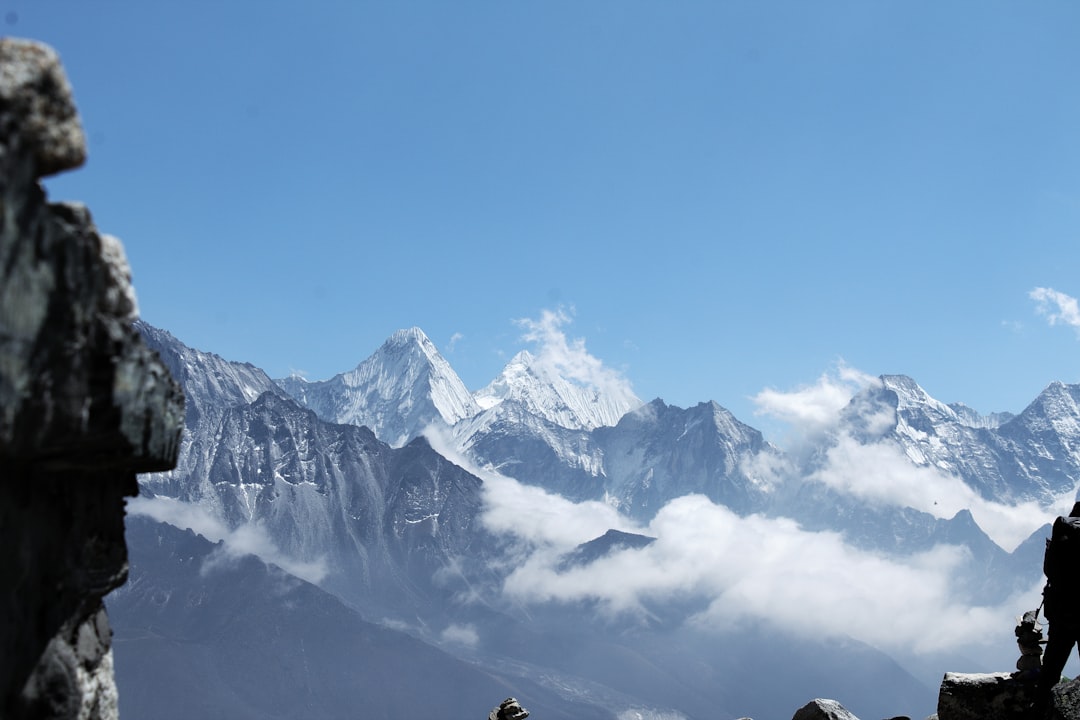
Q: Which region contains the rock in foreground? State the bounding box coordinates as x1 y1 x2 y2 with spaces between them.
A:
937 671 1053 720
0 37 183 719
792 698 862 720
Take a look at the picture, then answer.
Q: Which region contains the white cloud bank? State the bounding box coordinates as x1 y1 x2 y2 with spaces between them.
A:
127 495 329 585
488 491 1040 658
429 422 1037 663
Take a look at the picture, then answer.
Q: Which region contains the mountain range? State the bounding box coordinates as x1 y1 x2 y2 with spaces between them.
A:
107 321 1080 719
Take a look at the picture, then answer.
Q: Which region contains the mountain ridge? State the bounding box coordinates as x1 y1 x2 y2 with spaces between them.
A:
118 320 1080 719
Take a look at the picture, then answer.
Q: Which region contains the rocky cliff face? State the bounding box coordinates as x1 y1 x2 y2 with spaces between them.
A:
0 38 183 719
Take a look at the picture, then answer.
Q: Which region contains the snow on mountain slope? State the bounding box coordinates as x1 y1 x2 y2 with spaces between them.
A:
594 398 778 519
475 349 640 430
843 375 1080 505
137 320 282 423
276 327 480 447
137 320 289 483
455 395 778 521
451 398 606 500
991 381 1080 499
947 402 1014 429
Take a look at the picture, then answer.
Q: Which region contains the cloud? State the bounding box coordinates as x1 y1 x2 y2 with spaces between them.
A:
447 332 464 352
462 362 1054 666
440 623 480 647
423 423 636 551
128 495 329 584
516 308 638 406
1001 319 1024 334
749 368 1056 550
752 363 878 444
1031 287 1080 331
747 369 1058 548
807 432 1064 551
427 354 1052 668
495 493 1039 660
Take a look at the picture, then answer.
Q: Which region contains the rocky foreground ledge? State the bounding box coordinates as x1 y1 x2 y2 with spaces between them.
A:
0 38 183 718
935 672 1080 720
751 674 1080 720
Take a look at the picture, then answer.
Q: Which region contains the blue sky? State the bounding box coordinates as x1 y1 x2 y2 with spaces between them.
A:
15 2 1080 434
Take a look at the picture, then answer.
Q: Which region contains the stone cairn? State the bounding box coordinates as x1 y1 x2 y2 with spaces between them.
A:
1014 608 1044 679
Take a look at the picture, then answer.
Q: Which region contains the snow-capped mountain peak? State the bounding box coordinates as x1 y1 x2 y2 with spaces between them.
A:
474 348 640 430
276 327 479 446
881 375 956 416
473 350 534 411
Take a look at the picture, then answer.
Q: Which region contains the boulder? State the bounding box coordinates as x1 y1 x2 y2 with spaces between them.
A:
937 672 1039 720
1049 678 1080 720
792 698 861 720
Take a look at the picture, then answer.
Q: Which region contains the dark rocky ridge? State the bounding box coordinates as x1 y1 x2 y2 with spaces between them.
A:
0 38 182 718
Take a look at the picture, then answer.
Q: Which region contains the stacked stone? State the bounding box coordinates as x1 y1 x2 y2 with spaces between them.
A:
1015 609 1044 678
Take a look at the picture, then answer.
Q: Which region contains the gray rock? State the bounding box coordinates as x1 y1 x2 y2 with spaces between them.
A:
0 37 182 719
936 672 1039 720
792 698 861 720
1049 678 1080 720
0 38 85 177
935 673 1080 720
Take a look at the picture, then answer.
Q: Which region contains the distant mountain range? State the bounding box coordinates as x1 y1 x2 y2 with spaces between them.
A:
109 321 1080 719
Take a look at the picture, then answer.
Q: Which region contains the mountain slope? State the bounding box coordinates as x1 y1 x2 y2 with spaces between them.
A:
595 398 776 518
109 516 611 720
137 320 283 430
137 324 490 618
457 397 778 521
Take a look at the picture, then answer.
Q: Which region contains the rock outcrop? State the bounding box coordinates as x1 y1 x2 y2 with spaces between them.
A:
0 38 183 719
791 698 863 720
936 671 1080 720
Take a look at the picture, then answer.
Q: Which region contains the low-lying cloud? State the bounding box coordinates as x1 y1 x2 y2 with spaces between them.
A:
488 490 1040 661
128 495 329 585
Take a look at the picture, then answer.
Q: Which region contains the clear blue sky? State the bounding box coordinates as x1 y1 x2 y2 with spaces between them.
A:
15 2 1080 428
